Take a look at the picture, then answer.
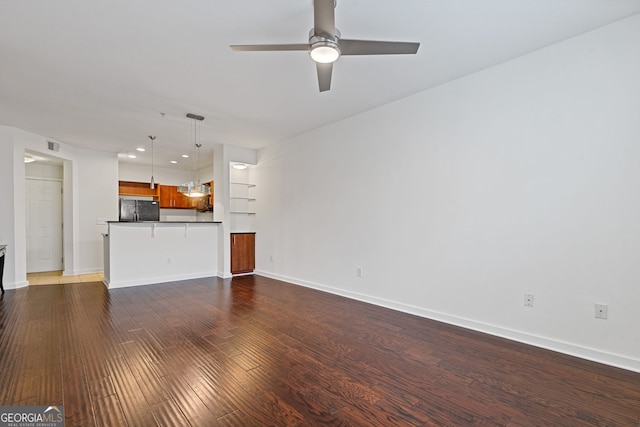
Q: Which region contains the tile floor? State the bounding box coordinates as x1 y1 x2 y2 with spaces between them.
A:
27 270 104 286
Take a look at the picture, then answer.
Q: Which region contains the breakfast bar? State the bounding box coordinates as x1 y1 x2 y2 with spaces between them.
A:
103 221 221 289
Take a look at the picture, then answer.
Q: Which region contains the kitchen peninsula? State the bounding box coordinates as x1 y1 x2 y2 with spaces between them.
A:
103 221 221 288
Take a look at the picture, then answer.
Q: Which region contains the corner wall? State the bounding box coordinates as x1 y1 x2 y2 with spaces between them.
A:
0 128 18 287
213 144 257 277
254 14 640 371
76 148 118 274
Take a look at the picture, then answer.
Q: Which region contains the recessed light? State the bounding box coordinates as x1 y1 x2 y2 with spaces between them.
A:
128 154 137 159
232 163 248 170
170 160 177 164
181 154 189 158
136 147 145 152
24 155 36 163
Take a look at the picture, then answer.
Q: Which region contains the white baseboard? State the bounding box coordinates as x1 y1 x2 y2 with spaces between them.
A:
107 271 216 289
64 267 104 276
255 270 640 374
217 271 233 279
4 280 29 290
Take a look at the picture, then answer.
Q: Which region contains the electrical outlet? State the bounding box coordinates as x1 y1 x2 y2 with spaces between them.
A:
524 293 534 307
167 257 171 264
595 304 608 319
356 267 362 278
269 254 274 262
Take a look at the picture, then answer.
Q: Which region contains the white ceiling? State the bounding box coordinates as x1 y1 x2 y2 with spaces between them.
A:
2 1 640 170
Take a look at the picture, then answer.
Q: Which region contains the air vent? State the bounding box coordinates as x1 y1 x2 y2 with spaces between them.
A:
47 141 60 152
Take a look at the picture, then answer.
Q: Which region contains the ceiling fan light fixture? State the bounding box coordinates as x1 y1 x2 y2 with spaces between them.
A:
310 40 340 63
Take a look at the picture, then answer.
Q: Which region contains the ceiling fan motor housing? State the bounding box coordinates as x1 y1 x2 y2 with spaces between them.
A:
308 28 341 63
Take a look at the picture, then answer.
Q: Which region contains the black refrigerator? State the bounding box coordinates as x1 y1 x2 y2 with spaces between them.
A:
119 199 160 222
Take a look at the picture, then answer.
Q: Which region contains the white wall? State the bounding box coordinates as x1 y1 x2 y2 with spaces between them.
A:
25 162 63 180
118 162 213 186
0 126 118 286
76 148 118 274
0 127 17 286
254 14 640 371
118 162 192 185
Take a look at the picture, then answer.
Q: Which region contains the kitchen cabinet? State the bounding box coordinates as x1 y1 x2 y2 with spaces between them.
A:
118 181 159 198
159 185 199 209
231 233 255 274
159 185 176 208
181 192 199 209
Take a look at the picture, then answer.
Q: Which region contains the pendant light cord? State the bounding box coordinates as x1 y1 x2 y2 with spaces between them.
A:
148 135 156 189
196 119 200 185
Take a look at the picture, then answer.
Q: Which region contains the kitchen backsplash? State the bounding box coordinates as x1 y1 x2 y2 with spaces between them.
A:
160 209 214 222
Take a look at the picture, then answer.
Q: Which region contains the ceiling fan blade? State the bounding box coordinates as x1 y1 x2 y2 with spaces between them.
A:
230 44 309 52
314 0 336 38
339 39 420 55
316 62 333 92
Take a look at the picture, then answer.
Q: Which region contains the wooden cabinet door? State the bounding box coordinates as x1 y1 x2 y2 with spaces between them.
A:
159 185 176 208
159 185 201 209
175 191 200 208
118 181 160 198
174 190 188 208
231 233 255 274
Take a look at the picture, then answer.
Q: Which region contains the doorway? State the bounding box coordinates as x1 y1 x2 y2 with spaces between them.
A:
25 178 64 273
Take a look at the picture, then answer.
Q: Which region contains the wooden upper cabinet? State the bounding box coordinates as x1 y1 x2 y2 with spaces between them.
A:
159 185 203 209
175 190 197 208
158 185 176 208
118 181 159 198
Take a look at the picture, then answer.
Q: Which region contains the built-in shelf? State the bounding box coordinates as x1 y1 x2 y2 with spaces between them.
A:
229 180 255 232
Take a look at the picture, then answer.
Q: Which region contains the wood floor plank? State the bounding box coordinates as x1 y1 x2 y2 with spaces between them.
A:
119 340 172 406
93 394 128 427
162 372 219 425
104 352 156 426
190 367 240 419
150 398 191 427
1 276 640 426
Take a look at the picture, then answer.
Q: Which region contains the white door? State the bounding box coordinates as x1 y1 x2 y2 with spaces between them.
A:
26 179 64 273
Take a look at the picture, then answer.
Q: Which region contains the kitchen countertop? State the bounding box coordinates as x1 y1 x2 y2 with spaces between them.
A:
107 221 222 224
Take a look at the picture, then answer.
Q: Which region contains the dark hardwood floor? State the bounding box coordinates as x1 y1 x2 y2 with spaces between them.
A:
0 275 639 426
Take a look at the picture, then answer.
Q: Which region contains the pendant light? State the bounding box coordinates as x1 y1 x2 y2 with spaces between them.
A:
178 113 210 198
148 135 156 189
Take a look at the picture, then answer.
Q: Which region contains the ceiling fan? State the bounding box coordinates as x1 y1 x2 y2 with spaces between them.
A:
230 0 420 92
